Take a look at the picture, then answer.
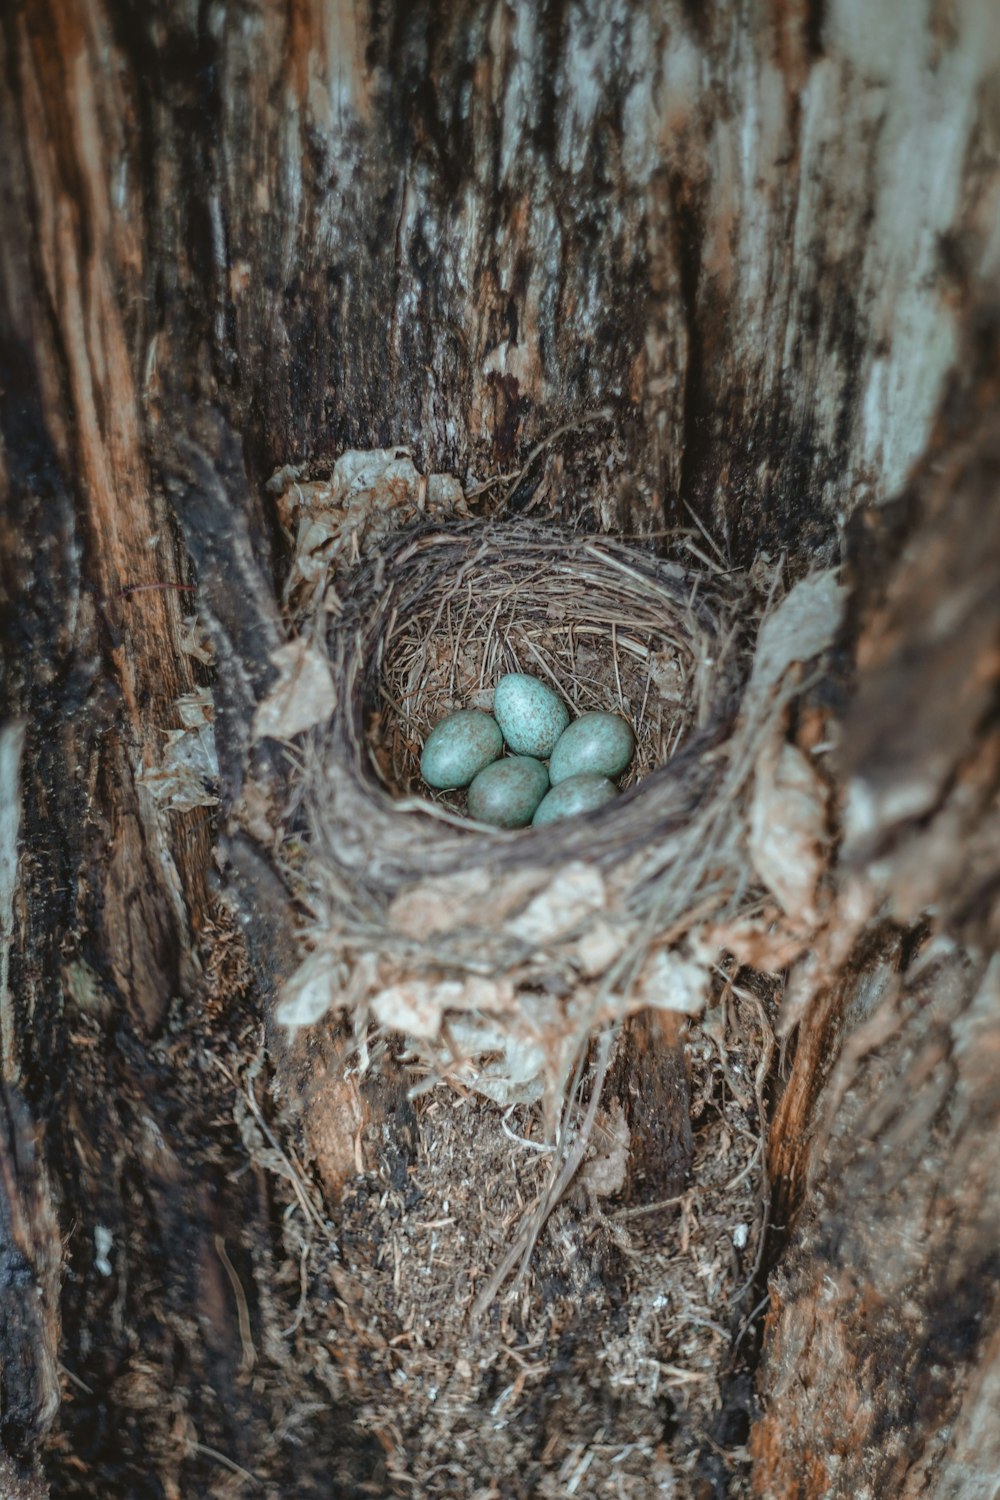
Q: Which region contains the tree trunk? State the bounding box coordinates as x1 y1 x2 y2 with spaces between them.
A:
1 3 998 1497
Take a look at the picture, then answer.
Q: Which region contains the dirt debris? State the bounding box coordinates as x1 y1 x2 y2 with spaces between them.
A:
265 977 776 1499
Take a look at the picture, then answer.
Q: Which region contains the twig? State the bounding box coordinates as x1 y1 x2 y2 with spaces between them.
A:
190 1440 260 1487
516 408 613 510
214 1235 257 1375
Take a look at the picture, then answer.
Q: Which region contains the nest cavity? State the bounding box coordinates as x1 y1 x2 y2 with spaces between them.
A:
369 523 713 810
308 520 741 896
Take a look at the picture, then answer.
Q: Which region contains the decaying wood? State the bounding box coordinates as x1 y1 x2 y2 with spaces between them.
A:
751 334 1000 1500
1 0 999 1496
754 947 1000 1499
0 1089 59 1500
611 1011 693 1206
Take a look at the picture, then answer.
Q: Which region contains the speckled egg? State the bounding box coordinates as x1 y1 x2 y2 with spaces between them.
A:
531 772 618 826
467 756 549 828
492 673 570 758
420 710 503 790
548 712 636 785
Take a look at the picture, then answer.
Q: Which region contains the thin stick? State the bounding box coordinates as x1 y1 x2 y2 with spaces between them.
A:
190 1440 259 1486
509 408 613 511
681 497 728 567
214 1235 256 1375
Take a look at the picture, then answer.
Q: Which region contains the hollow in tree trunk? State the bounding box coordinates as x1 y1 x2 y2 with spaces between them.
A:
1 3 999 1497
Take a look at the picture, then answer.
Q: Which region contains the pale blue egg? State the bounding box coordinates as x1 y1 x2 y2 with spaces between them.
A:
531 773 618 826
420 710 503 790
493 673 569 758
467 756 549 828
548 712 635 785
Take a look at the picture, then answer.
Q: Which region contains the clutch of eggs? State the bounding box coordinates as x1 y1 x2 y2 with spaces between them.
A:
417 673 636 828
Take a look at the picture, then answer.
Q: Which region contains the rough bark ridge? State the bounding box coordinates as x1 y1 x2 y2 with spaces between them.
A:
0 1 998 1496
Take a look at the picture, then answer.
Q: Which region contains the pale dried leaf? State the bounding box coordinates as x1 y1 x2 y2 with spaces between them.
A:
176 687 214 730
277 452 470 617
571 917 636 978
748 739 827 928
178 615 214 665
276 947 343 1028
426 472 468 514
445 1017 551 1104
748 570 845 705
371 975 516 1040
139 688 219 811
506 862 608 945
265 461 306 494
630 947 710 1016
252 639 336 743
333 446 421 502
388 867 547 940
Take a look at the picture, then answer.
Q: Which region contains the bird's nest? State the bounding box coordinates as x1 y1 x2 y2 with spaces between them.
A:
267 452 840 1115
278 502 767 1105
365 523 723 810
250 453 842 1452
325 519 739 867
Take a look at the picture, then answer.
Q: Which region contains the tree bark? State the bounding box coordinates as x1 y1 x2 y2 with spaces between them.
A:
1 2 998 1497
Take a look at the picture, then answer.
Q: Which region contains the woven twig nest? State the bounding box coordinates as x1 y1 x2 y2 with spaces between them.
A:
266 451 844 1106
324 520 737 869
279 512 766 1103
237 453 844 1457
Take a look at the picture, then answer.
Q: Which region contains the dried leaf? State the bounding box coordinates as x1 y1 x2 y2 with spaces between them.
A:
139 688 219 811
276 451 468 614
747 570 845 705
178 615 214 665
426 473 468 514
445 1017 550 1103
276 947 343 1028
252 639 336 743
370 975 515 1039
571 917 636 978
506 862 608 945
630 947 710 1016
388 867 547 940
334 446 421 501
749 739 828 928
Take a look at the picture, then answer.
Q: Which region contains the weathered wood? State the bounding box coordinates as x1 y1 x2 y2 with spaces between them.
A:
0 1089 59 1500
754 947 1000 1499
1 1 999 1495
611 1010 693 1205
752 329 1000 1500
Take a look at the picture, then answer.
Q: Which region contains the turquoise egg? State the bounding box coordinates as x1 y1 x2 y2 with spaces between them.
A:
467 756 549 828
493 673 570 758
548 712 636 785
420 710 503 790
531 773 618 826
